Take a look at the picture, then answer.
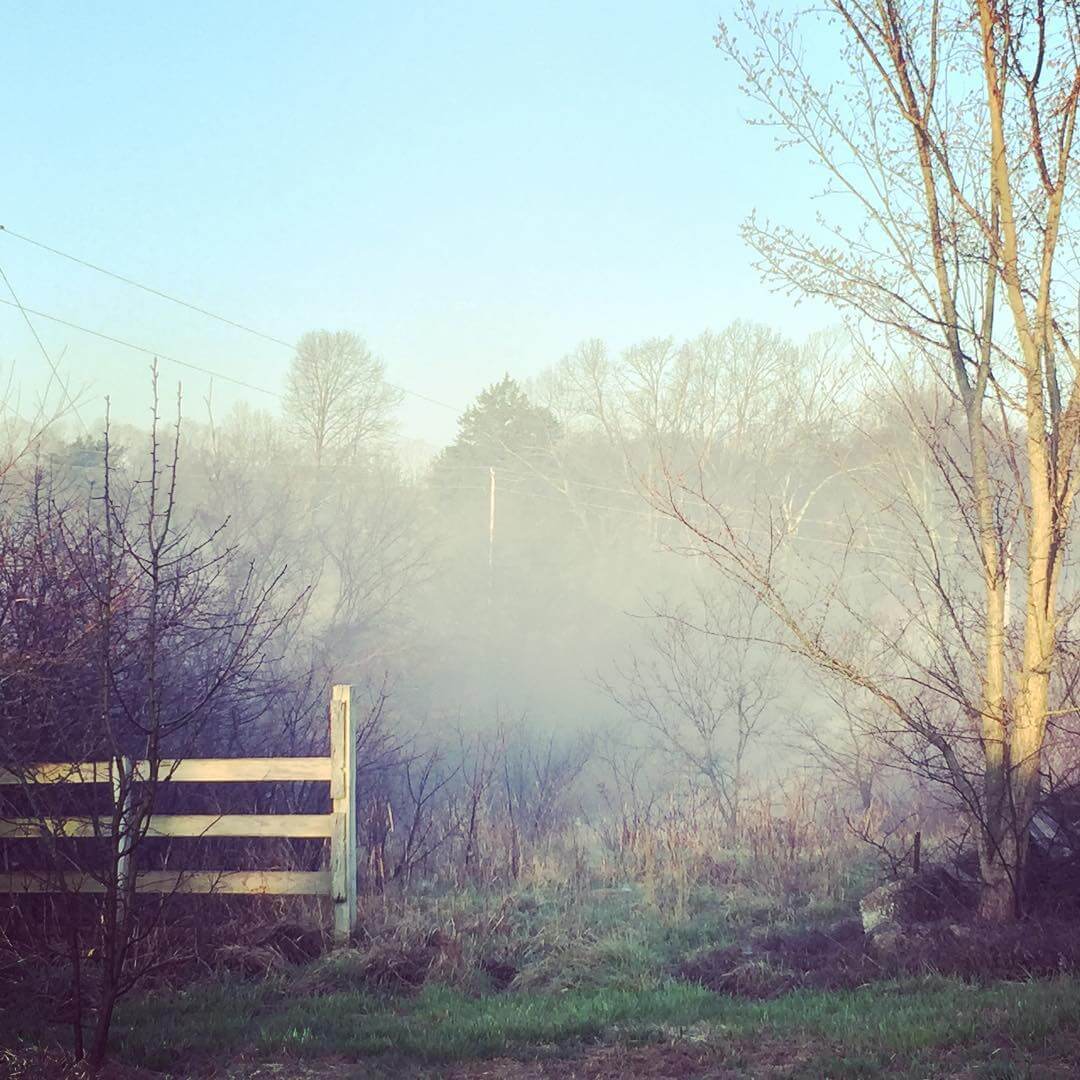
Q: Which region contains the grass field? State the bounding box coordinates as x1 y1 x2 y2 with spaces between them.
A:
4 883 1080 1078
5 971 1080 1077
106 974 1080 1077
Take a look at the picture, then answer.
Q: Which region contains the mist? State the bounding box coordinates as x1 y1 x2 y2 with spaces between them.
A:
4 1 1080 1073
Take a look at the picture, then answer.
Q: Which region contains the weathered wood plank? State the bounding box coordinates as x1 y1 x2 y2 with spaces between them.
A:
0 870 331 895
0 814 334 839
0 757 331 786
152 759 332 783
148 814 334 837
146 870 331 894
329 684 357 943
0 763 107 785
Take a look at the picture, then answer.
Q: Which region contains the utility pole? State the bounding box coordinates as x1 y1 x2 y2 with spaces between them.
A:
488 466 496 592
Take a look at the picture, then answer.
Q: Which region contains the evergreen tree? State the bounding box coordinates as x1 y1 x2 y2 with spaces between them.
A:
435 374 560 475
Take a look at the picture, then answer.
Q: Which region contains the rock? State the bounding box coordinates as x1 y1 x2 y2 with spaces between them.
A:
860 867 976 935
865 923 904 959
860 880 903 934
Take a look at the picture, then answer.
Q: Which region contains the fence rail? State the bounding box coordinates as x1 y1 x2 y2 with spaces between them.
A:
0 684 357 942
0 870 331 895
0 814 335 839
0 757 334 785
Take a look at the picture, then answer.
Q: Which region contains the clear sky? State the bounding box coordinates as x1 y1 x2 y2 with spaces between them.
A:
3 1 830 446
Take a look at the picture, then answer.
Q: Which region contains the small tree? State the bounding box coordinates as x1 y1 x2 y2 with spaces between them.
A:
284 330 402 466
0 369 300 1064
605 590 779 831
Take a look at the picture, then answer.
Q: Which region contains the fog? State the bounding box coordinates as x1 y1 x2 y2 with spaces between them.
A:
4 22 1080 1064
0 319 953 811
5 183 1080 932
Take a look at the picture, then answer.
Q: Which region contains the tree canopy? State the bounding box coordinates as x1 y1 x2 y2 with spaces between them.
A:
436 374 561 475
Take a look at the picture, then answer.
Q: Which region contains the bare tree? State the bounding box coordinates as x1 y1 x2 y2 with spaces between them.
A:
0 370 301 1065
666 0 1080 920
284 330 402 466
605 590 779 831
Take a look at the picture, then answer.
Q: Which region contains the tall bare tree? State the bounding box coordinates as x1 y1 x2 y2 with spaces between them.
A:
685 0 1080 920
284 330 402 466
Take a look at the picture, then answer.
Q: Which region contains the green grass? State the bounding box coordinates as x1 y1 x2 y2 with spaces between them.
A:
7 973 1079 1077
111 981 721 1067
3 876 1075 1077
427 879 841 992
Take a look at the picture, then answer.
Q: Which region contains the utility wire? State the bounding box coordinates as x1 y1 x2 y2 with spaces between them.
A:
0 296 279 400
434 479 905 559
0 272 910 561
434 461 915 541
0 224 460 412
0 262 90 434
492 484 903 558
0 228 933 561
1 224 295 350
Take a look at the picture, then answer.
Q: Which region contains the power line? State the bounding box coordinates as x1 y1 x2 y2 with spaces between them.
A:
0 296 279 400
0 229 936 562
0 224 460 412
433 461 914 541
0 224 296 350
0 262 90 434
496 483 904 558
0 276 916 561
432 475 907 559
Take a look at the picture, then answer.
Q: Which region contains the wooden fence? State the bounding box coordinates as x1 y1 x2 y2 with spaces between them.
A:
0 684 358 942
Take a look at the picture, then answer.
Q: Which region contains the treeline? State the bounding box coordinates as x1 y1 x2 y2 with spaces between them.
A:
6 315 1080 1058
0 320 1027 838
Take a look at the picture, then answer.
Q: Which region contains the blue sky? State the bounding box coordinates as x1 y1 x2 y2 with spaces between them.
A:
3 1 830 445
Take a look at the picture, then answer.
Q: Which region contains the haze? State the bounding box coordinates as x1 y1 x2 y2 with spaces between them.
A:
4 0 832 445
4 2 1080 1072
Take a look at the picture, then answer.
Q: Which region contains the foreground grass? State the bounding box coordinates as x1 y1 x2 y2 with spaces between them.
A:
3 880 1075 1076
4 973 1075 1077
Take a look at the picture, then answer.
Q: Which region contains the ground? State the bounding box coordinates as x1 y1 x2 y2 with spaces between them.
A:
4 884 1080 1078
6 972 1080 1078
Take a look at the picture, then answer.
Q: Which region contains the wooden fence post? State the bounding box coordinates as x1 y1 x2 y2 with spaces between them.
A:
112 756 133 925
329 684 357 944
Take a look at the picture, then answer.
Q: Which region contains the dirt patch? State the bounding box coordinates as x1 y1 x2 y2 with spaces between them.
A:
0 1047 161 1080
678 918 871 997
888 918 1080 981
678 916 1080 998
478 957 518 990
